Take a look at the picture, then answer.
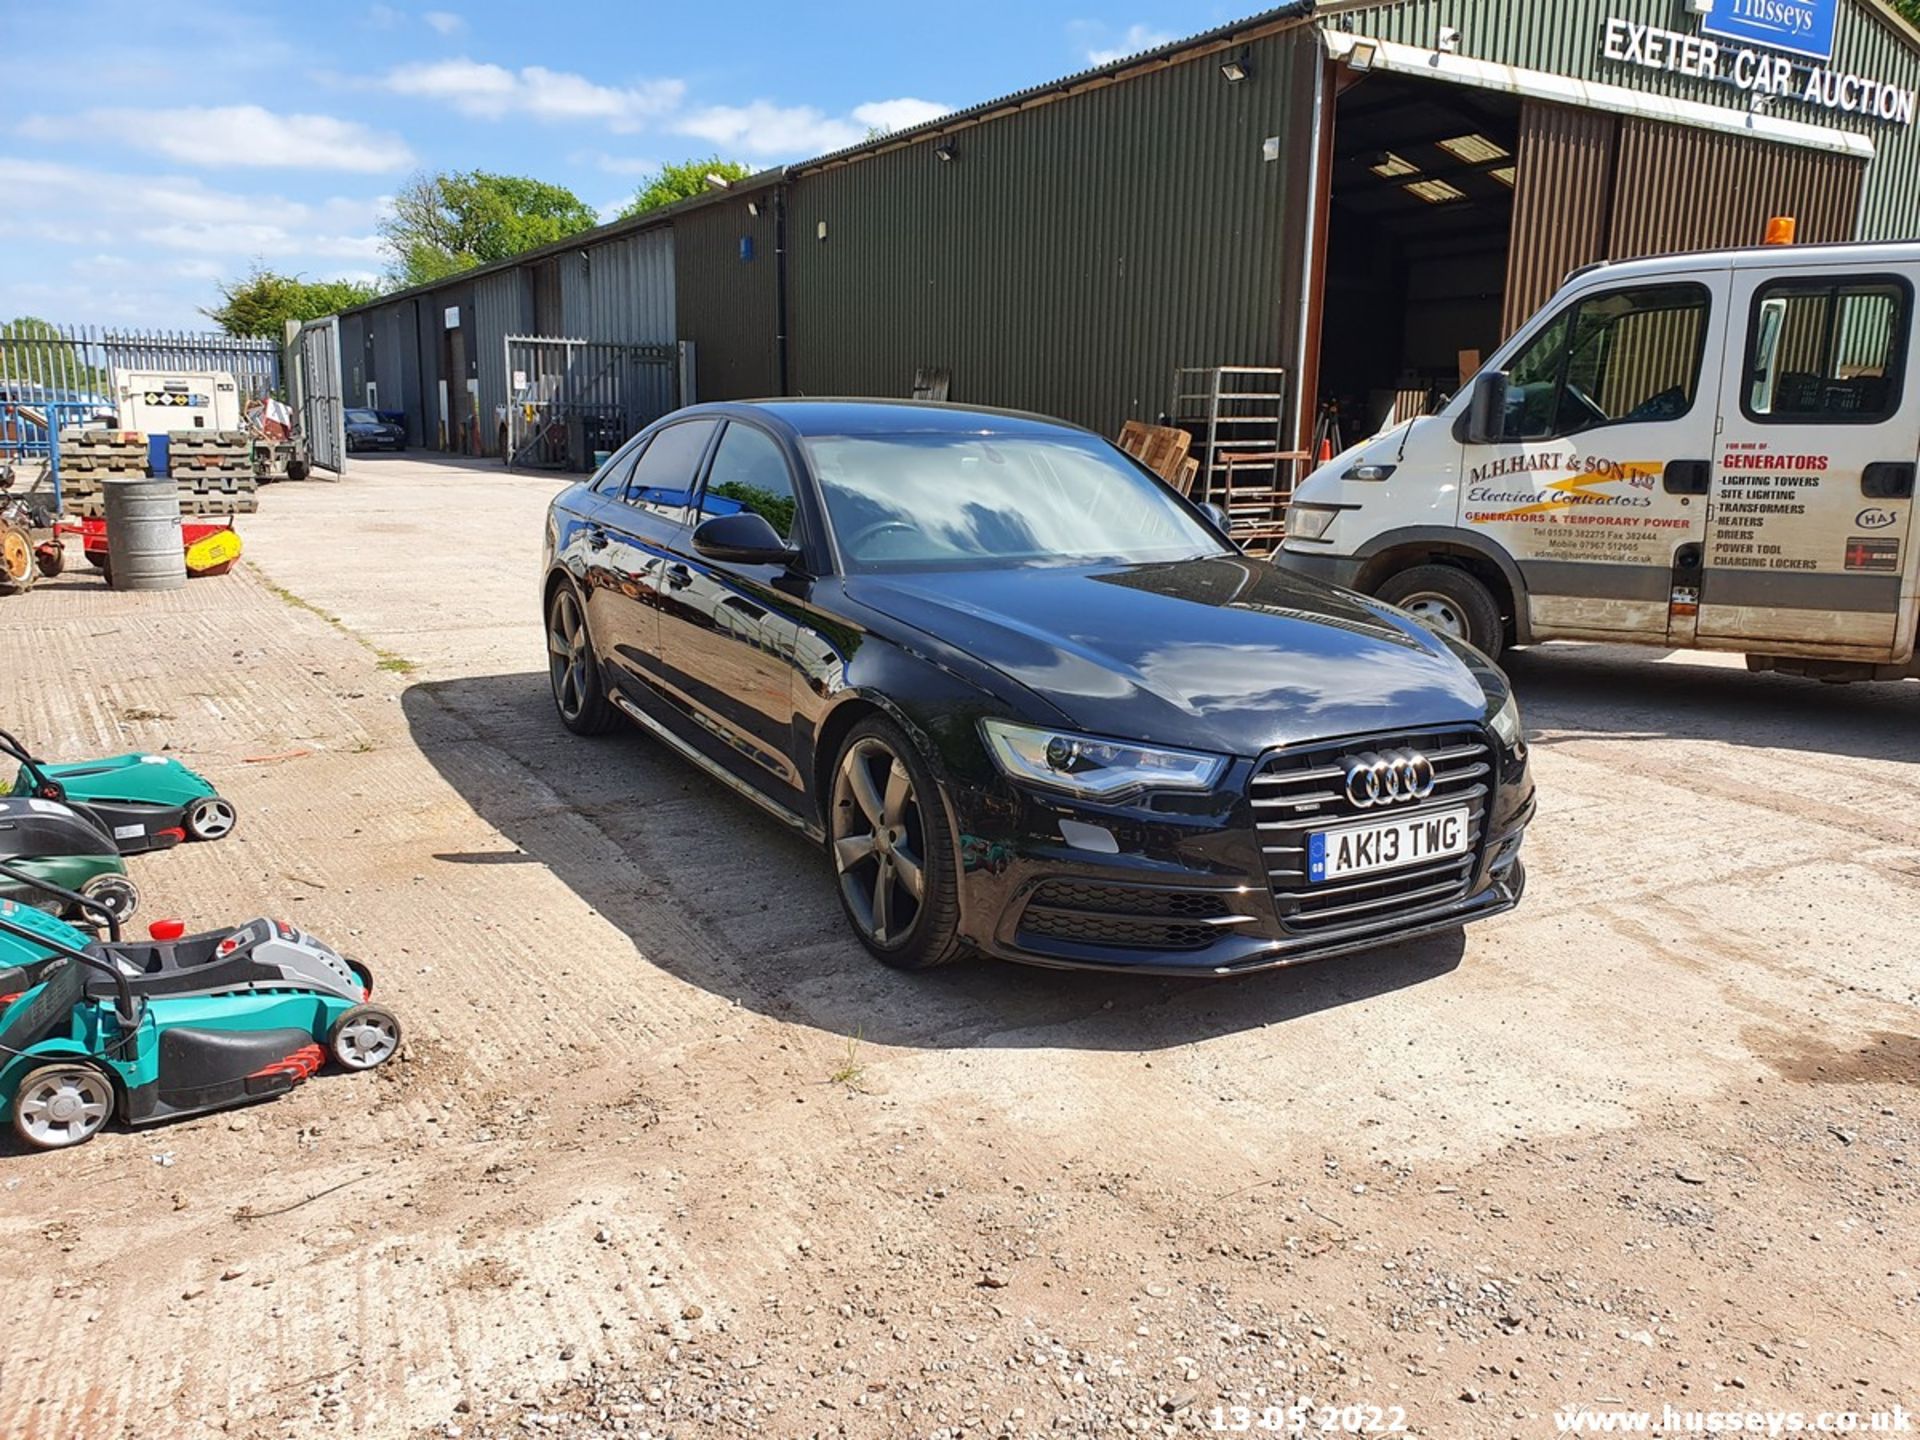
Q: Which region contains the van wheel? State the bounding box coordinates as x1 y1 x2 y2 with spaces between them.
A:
1377 565 1504 659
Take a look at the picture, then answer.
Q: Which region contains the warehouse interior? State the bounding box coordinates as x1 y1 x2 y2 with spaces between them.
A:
1316 72 1521 440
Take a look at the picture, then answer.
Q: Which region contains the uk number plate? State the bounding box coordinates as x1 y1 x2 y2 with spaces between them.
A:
1307 806 1470 884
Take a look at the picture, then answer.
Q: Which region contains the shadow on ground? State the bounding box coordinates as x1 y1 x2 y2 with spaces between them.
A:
1504 643 1920 764
402 670 1467 1052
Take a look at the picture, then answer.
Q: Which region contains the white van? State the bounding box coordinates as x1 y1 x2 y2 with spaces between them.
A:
1277 241 1919 681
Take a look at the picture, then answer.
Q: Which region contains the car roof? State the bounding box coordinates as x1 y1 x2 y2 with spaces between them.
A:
676 398 1098 439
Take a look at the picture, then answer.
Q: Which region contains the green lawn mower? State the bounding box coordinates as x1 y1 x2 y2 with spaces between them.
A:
0 797 140 923
0 727 237 854
0 866 399 1150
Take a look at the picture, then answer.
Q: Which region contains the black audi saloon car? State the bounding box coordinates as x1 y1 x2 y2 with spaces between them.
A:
541 400 1533 975
344 408 405 452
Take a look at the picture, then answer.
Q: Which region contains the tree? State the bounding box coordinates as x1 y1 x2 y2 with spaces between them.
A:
1895 0 1920 23
203 267 379 337
1 316 109 397
378 170 600 287
618 157 755 219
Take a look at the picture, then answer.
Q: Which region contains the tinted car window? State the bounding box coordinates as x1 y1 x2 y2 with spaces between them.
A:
346 409 377 425
622 419 718 521
589 436 645 495
804 432 1226 570
700 423 798 539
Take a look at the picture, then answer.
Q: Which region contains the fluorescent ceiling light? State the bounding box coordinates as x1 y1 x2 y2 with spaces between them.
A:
1438 133 1509 165
1368 151 1420 179
1404 178 1467 204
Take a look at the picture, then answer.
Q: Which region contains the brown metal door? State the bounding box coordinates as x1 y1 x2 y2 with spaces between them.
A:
1502 103 1620 336
1608 118 1864 260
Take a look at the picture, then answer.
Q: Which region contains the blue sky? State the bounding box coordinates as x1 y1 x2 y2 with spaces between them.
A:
0 1 1240 330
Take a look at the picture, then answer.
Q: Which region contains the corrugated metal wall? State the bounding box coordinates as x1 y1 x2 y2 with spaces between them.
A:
474 268 533 450
1608 117 1864 254
675 191 781 400
338 313 367 406
785 22 1321 437
557 227 676 343
1503 104 1618 333
1333 0 1920 238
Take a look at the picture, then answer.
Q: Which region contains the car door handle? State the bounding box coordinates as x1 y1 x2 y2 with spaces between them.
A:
664 563 693 590
585 525 608 551
1862 461 1916 499
1663 459 1711 495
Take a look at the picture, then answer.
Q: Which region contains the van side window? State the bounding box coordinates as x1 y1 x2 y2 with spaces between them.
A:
1499 284 1710 441
1742 275 1910 425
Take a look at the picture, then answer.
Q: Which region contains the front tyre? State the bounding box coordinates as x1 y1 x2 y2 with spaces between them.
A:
184 795 237 841
546 582 615 735
828 716 967 970
1377 564 1504 660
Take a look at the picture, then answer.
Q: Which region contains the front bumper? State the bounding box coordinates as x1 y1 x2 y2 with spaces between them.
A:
948 726 1533 977
1273 545 1366 590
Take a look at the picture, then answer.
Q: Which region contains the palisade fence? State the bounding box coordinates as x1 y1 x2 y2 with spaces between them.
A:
0 322 283 461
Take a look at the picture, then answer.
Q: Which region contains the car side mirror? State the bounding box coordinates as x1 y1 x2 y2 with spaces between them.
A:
1200 501 1235 539
1463 368 1510 446
691 511 801 567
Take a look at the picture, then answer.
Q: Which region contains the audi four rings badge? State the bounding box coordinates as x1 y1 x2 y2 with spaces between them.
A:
1342 750 1437 808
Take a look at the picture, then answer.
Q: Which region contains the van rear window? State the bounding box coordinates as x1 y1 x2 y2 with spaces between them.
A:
1742 275 1910 426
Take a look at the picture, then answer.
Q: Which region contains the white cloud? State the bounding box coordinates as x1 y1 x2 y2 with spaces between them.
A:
0 159 385 267
380 58 683 132
423 9 464 34
676 96 949 157
1084 22 1176 64
18 105 412 173
850 98 951 134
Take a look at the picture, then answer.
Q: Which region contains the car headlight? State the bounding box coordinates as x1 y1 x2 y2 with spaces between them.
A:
980 720 1226 800
1285 504 1339 541
1488 689 1525 750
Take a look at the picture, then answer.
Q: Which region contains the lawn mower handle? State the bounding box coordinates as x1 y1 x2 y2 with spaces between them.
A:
0 911 139 1030
0 728 48 791
0 860 123 941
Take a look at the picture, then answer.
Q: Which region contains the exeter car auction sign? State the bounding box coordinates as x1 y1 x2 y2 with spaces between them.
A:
1699 0 1838 62
1601 13 1916 127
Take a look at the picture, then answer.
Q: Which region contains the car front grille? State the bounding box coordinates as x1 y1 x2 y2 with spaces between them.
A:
1250 727 1492 938
1017 880 1251 953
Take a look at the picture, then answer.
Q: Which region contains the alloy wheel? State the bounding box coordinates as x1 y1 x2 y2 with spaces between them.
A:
831 736 927 947
548 589 592 720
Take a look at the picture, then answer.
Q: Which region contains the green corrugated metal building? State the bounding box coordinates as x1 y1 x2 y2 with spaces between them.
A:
337 0 1920 456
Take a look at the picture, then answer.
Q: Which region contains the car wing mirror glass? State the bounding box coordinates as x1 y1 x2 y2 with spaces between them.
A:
691 511 801 566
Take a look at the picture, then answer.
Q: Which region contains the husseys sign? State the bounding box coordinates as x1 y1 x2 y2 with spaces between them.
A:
1601 10 1917 127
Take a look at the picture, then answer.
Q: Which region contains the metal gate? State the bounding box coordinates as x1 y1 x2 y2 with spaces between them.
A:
502 336 686 471
293 316 347 476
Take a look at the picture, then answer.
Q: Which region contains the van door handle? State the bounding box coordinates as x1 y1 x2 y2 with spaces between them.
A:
664 563 693 590
1663 459 1711 495
585 525 608 551
1862 462 1916 499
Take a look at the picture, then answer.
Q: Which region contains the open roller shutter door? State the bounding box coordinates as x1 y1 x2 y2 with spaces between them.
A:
1608 118 1864 259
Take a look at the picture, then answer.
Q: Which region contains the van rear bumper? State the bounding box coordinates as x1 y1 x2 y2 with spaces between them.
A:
1272 547 1366 590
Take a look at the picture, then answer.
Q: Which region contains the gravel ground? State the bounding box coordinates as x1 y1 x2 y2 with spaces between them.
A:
0 454 1913 1440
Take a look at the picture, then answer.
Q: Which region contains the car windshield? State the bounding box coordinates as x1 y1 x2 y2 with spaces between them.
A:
803 432 1226 571
346 409 378 424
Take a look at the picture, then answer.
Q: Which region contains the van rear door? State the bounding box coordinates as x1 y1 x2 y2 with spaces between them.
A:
1457 273 1725 643
1700 263 1917 659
